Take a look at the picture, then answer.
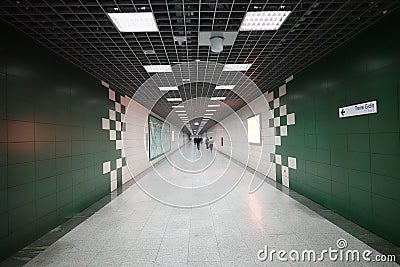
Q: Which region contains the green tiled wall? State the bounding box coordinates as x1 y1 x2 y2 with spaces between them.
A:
0 22 117 260
276 10 400 245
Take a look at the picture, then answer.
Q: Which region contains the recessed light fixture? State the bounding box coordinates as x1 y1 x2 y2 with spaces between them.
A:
210 97 226 101
215 85 235 90
239 11 291 31
172 105 184 108
144 50 156 55
178 114 187 117
206 110 216 112
166 97 182 101
107 12 159 32
208 104 220 107
175 110 186 113
182 78 190 82
159 86 179 91
144 65 172 73
194 122 199 126
222 64 252 72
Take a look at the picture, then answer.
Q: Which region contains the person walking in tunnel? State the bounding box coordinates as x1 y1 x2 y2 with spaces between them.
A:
198 137 203 151
209 137 214 152
205 137 210 149
194 136 203 151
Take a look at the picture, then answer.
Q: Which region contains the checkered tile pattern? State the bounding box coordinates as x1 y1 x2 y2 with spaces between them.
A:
101 82 131 192
267 79 297 188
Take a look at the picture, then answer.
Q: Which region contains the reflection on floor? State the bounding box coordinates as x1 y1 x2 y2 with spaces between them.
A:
25 144 398 266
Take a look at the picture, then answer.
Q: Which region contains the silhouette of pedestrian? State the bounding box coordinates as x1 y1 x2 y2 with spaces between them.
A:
209 137 214 152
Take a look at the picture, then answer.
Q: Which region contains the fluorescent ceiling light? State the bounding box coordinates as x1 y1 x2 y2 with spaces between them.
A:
206 109 216 112
240 11 291 31
107 12 159 32
144 50 156 55
172 105 184 108
222 64 252 72
175 110 186 113
204 113 213 116
144 65 172 73
208 104 220 107
194 122 199 126
167 97 182 101
210 97 226 101
159 86 179 91
215 85 235 90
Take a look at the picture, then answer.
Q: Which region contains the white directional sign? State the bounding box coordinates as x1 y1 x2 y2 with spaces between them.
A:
339 100 377 118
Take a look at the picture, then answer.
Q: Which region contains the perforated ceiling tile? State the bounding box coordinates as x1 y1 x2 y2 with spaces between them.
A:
0 1 398 133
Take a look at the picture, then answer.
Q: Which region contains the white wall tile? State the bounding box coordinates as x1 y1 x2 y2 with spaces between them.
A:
111 179 117 192
110 130 116 141
288 157 297 169
102 161 111 174
109 109 116 120
279 105 287 116
285 75 294 83
108 89 115 101
116 140 122 150
275 154 282 165
111 169 117 181
280 126 287 136
273 98 280 109
102 118 110 130
116 121 122 131
115 102 121 113
279 84 286 96
275 136 281 146
101 80 110 88
265 92 274 102
116 158 123 169
121 96 131 107
274 117 281 127
287 113 295 125
282 173 289 188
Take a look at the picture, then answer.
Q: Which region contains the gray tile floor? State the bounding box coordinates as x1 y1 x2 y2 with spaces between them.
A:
25 144 398 266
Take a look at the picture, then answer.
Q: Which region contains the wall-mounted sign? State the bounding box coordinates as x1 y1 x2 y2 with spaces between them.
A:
339 100 377 118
